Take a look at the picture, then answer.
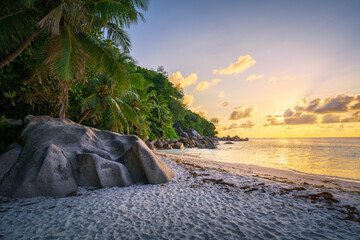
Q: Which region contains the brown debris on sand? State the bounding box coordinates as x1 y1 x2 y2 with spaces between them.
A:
296 192 340 205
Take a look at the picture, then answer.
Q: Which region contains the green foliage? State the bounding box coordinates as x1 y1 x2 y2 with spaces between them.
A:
149 132 156 141
0 0 148 118
165 126 179 139
175 110 218 136
0 1 217 140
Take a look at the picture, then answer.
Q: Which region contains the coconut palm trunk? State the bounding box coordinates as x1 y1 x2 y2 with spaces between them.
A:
78 108 92 124
0 27 43 69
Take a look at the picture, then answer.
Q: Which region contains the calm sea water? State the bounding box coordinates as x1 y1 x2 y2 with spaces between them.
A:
163 138 360 182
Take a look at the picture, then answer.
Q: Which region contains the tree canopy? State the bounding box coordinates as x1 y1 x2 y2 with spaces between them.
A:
0 0 217 144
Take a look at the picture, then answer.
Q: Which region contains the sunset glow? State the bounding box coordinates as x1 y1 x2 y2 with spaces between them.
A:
129 0 360 138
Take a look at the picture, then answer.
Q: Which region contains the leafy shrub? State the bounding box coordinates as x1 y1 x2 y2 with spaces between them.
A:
165 126 179 139
149 132 157 141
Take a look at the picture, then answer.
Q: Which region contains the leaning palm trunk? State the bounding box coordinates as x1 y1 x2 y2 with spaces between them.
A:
78 108 92 124
0 27 43 69
57 81 69 120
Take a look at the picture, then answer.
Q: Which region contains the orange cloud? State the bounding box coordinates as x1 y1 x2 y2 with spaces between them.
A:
190 105 203 111
342 111 360 123
266 114 317 125
213 55 256 75
229 106 256 120
295 94 359 114
169 72 197 88
194 78 220 92
218 101 229 107
197 109 208 117
222 120 255 130
322 114 341 123
265 94 360 126
182 95 194 107
246 74 264 82
218 91 225 98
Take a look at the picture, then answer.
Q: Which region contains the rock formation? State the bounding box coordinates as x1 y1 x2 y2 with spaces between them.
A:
149 131 217 150
0 116 175 198
218 135 249 141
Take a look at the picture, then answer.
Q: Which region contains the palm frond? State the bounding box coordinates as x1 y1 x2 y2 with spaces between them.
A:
81 94 99 111
104 96 127 133
105 23 131 51
23 0 36 8
122 91 139 102
53 26 83 82
38 3 64 36
128 72 145 88
76 32 127 85
116 97 138 124
88 0 147 27
0 10 37 54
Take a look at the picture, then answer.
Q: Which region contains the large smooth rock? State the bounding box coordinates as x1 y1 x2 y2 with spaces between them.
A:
145 140 156 150
0 143 22 183
154 139 163 149
185 129 201 140
173 142 184 149
0 116 175 198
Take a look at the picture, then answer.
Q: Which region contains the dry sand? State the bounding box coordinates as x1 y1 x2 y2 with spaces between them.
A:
158 152 360 193
0 152 359 239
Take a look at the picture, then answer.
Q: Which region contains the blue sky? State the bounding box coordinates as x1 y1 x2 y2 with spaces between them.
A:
128 0 360 137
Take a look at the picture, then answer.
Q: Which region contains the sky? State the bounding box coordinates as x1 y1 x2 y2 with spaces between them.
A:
128 0 360 138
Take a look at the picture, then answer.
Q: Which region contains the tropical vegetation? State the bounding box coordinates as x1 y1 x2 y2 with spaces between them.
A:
0 0 217 151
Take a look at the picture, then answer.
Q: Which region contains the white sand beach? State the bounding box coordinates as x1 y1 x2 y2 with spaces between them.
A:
0 153 359 239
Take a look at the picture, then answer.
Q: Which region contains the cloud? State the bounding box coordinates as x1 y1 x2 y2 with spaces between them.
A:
218 91 225 98
239 120 256 128
246 74 264 82
182 95 194 107
189 105 208 117
322 114 341 123
342 111 360 123
283 108 295 117
268 76 294 82
197 110 208 117
190 105 203 111
218 101 229 107
265 94 360 126
194 78 220 92
314 94 354 113
292 94 360 115
210 117 220 126
284 114 317 125
263 117 282 126
213 55 256 75
305 98 321 112
168 72 197 89
222 120 255 130
222 123 238 131
351 102 360 110
229 106 256 120
351 95 360 109
266 114 317 125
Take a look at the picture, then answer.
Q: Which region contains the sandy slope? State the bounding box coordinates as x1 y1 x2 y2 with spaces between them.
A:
0 154 359 239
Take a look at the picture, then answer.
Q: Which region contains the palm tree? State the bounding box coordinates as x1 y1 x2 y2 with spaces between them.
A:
0 0 148 119
79 73 140 134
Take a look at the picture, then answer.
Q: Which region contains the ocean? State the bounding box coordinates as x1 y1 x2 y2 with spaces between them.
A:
163 138 360 182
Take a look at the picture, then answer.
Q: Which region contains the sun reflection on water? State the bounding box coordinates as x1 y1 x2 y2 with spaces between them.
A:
164 138 360 182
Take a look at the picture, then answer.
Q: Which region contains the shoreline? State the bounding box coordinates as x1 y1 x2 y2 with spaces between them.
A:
1 151 359 238
156 151 360 193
